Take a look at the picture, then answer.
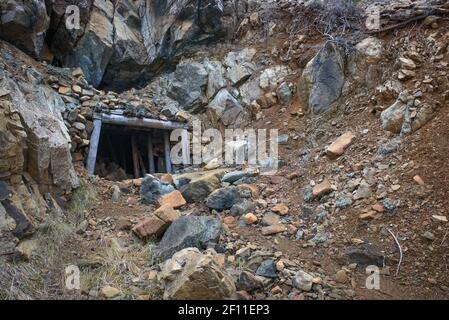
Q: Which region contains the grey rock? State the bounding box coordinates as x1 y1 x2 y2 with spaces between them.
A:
222 171 249 184
152 216 222 261
237 271 265 291
204 59 226 98
292 270 314 291
335 198 353 208
224 48 256 85
140 175 175 204
168 61 208 112
230 200 255 216
0 0 49 58
256 260 277 279
207 89 244 127
277 134 289 145
277 82 293 104
111 185 121 203
206 186 241 211
343 243 384 268
383 198 400 215
298 42 346 113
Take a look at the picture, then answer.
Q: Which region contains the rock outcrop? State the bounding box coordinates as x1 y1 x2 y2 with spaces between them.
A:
298 42 346 113
0 0 244 90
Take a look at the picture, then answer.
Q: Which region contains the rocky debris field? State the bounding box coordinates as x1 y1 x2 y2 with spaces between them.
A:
1 0 449 300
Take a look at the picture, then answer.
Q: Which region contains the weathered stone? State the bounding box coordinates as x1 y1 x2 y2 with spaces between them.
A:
153 216 222 261
261 213 280 226
355 37 383 64
237 271 265 291
176 170 224 203
100 286 121 299
298 42 345 113
312 180 333 198
326 132 356 158
160 248 236 300
256 260 277 278
204 59 226 98
230 200 255 216
207 89 244 127
261 224 286 236
168 61 208 112
292 270 314 291
0 0 50 58
335 269 348 284
343 243 384 267
140 175 175 204
132 205 179 240
206 187 241 211
157 190 186 209
224 48 256 85
222 171 251 184
243 213 258 224
271 204 289 216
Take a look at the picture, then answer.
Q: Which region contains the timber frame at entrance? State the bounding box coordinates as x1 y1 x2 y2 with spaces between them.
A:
86 111 189 177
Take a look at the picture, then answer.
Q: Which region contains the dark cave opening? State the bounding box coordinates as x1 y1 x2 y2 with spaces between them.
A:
94 124 169 181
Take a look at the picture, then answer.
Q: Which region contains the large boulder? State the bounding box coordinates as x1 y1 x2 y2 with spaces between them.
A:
298 42 346 113
207 89 244 128
160 248 236 300
176 170 225 203
168 61 209 112
224 48 256 85
204 59 227 99
152 215 222 261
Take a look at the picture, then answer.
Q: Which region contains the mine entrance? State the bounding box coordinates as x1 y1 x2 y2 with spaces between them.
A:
86 113 189 180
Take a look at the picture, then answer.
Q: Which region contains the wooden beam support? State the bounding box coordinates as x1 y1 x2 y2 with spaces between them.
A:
164 131 172 174
96 113 189 130
131 134 140 179
138 151 147 176
147 134 155 174
86 119 102 175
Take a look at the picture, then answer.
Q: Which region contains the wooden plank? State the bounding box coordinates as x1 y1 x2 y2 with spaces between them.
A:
86 119 102 175
147 134 155 174
96 113 189 130
163 131 172 174
131 134 140 178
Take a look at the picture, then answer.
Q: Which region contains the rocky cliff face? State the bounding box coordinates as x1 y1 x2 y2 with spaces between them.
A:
0 0 244 90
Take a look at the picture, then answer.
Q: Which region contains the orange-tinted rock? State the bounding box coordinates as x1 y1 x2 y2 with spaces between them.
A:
223 216 236 225
326 132 356 158
261 224 286 236
312 180 333 198
413 175 425 186
160 174 174 185
132 205 179 239
237 184 259 198
244 213 258 224
271 204 289 216
157 190 186 209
